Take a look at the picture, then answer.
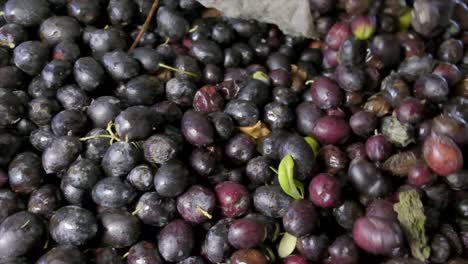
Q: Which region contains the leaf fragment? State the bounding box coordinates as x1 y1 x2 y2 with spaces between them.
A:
202 8 221 18
278 232 297 258
239 121 271 142
304 136 320 156
394 190 430 261
381 115 415 147
277 155 303 200
382 150 420 177
398 9 412 30
364 94 391 117
252 71 270 84
290 64 308 92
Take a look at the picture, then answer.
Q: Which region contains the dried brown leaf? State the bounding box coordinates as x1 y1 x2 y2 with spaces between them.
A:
202 8 221 18
381 115 415 147
156 69 173 82
239 121 271 141
382 150 419 177
364 94 391 117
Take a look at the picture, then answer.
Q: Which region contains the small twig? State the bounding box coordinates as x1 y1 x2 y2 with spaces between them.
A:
43 234 49 249
128 0 159 53
131 141 142 149
20 220 30 229
79 122 121 144
158 63 198 78
79 134 114 141
196 206 213 219
188 25 199 33
105 121 121 144
131 207 141 216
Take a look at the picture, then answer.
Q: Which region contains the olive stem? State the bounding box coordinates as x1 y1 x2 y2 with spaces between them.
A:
20 220 30 229
270 167 279 174
188 25 199 33
105 121 122 144
196 206 212 219
131 141 143 149
128 0 159 53
80 122 122 143
43 235 49 249
79 134 114 141
131 207 141 216
158 63 198 77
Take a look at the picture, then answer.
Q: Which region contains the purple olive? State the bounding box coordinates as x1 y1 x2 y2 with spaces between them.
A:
407 163 435 187
215 181 250 218
327 235 360 264
414 74 449 102
317 144 349 174
349 111 377 137
177 185 216 224
295 102 323 136
228 218 265 249
310 76 343 109
193 85 224 113
325 22 351 50
181 110 214 147
309 173 341 208
283 199 317 237
432 62 462 86
365 135 393 162
395 97 424 124
230 249 268 264
283 255 308 264
423 132 463 176
365 199 397 221
353 216 404 256
313 115 351 145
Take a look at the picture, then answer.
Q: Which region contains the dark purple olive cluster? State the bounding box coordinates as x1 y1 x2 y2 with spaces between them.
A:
0 0 467 263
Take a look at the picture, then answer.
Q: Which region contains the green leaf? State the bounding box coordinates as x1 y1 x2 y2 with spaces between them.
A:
294 180 305 198
278 155 303 200
260 245 276 263
304 136 320 156
398 9 412 30
278 232 297 258
394 190 430 261
252 71 270 84
271 223 281 242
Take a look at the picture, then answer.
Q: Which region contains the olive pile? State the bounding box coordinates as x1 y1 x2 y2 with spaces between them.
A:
0 0 467 263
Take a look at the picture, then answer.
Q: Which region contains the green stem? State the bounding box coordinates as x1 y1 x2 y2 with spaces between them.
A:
79 134 114 141
158 63 198 78
196 206 212 219
128 0 159 53
188 25 199 33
